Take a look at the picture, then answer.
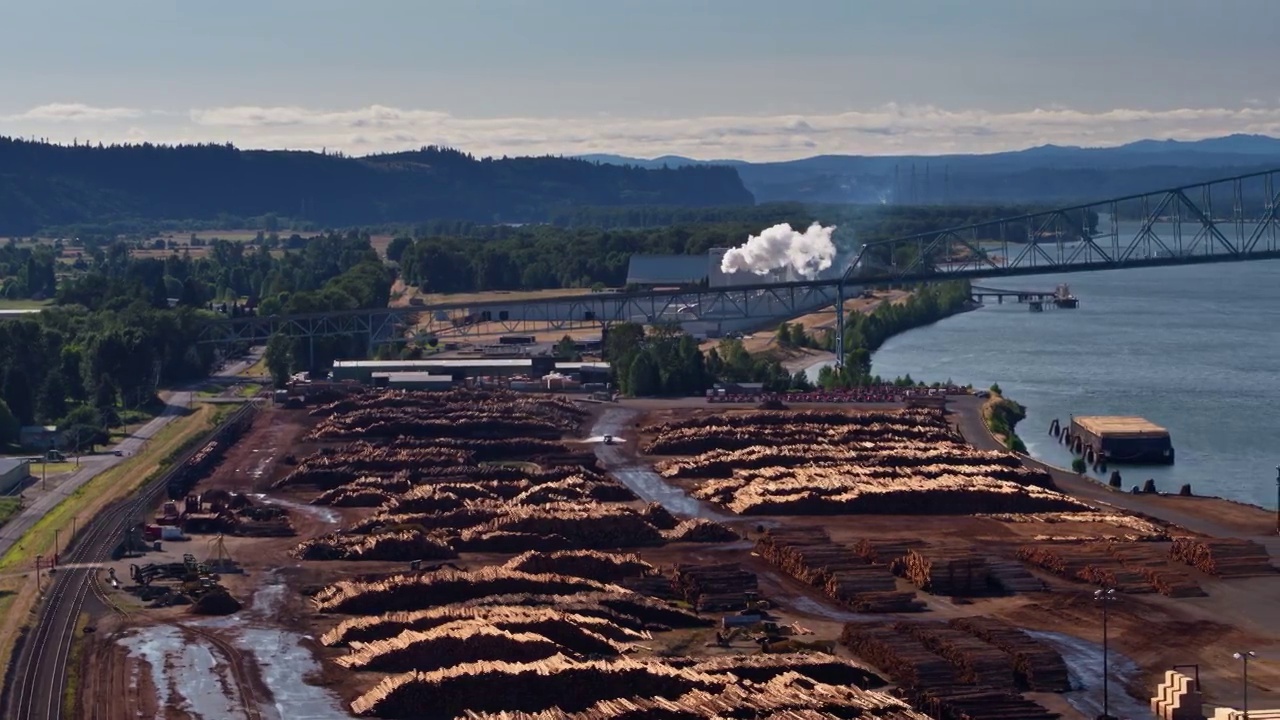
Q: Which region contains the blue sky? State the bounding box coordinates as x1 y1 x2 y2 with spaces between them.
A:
2 0 1278 160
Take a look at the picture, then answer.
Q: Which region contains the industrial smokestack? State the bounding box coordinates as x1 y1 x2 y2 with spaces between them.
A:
719 222 837 280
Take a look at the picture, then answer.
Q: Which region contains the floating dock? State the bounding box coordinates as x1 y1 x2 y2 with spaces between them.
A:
1065 415 1174 465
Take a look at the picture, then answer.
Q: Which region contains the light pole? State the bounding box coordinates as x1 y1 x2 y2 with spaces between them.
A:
1233 651 1256 719
1095 588 1118 720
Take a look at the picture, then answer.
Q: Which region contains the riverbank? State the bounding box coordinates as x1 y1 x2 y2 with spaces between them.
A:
981 387 1028 453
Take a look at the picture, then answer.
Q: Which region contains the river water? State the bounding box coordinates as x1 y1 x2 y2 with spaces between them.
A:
811 258 1280 510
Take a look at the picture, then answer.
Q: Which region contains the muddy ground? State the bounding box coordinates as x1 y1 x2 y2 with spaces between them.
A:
71 398 1280 719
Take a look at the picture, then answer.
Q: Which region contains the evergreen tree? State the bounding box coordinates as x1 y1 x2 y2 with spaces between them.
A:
626 351 662 397
0 398 18 446
37 372 67 425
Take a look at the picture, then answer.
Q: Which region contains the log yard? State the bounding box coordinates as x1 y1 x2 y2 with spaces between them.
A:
30 383 1275 720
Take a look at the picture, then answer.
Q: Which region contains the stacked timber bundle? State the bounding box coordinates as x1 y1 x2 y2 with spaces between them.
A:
323 605 650 649
1016 543 1156 592
670 563 758 612
311 407 570 441
901 549 992 597
894 621 1016 689
292 530 458 562
361 435 574 463
640 502 678 530
642 408 955 452
662 519 739 543
463 503 666 549
502 550 654 584
984 561 1048 594
335 621 567 672
510 476 637 505
755 528 924 613
313 568 617 615
312 388 584 426
853 538 927 565
1169 537 1277 578
348 655 728 718
1104 544 1205 597
313 482 397 508
461 591 711 630
457 672 931 720
947 617 1069 692
980 511 1168 541
660 443 1044 486
839 623 958 690
274 446 473 489
674 653 885 687
915 685 1061 720
455 530 575 553
693 469 1084 516
616 575 677 599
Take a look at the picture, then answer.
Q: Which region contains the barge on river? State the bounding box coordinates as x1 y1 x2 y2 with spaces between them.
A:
1066 415 1175 465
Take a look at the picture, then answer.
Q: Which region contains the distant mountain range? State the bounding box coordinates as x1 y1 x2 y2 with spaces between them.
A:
578 134 1280 205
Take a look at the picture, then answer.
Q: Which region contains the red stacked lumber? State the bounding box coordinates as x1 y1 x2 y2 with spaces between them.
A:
901 549 992 597
671 563 759 612
916 685 1061 720
895 621 1016 689
948 616 1069 692
1169 537 1277 578
839 623 958 690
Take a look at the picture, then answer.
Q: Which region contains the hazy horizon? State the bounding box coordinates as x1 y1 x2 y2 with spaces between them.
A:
3 0 1279 162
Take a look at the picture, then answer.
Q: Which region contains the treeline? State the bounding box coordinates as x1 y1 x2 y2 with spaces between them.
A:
395 205 1037 293
0 242 58 299
816 281 973 389
0 139 753 235
603 323 801 398
0 233 389 448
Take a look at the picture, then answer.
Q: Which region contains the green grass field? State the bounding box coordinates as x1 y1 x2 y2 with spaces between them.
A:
0 299 51 310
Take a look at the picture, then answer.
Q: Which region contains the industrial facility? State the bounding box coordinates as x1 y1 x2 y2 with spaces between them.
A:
625 248 843 289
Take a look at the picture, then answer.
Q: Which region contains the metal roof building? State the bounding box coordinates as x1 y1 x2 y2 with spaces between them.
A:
0 458 30 494
625 255 709 287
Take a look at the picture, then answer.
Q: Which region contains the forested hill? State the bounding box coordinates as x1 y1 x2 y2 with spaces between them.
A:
0 139 755 234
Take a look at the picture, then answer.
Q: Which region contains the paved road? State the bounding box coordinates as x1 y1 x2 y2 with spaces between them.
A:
0 351 263 560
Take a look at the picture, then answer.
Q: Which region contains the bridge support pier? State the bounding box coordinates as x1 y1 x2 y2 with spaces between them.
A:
834 282 846 369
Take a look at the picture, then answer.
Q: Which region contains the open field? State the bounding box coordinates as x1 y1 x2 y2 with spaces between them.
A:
391 280 599 309
43 389 1279 719
0 299 52 310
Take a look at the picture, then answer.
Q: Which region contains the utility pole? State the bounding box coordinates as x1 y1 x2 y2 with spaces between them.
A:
35 556 42 593
1095 588 1117 720
1233 651 1255 718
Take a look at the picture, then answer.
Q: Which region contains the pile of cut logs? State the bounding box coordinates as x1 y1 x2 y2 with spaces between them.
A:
895 622 1016 689
1169 537 1277 578
899 549 992 597
671 563 759 612
947 617 1069 692
755 528 925 613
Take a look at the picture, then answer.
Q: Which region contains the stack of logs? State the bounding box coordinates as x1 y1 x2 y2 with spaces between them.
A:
1105 544 1205 597
898 549 992 597
840 623 959 689
1016 543 1154 593
947 617 1069 692
755 528 924 613
671 563 759 612
916 685 1062 720
1170 537 1277 578
896 622 1016 689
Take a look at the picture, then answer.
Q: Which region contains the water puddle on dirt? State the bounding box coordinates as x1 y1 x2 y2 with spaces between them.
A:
1028 630 1148 720
591 408 733 521
234 576 351 720
251 493 341 525
120 625 249 720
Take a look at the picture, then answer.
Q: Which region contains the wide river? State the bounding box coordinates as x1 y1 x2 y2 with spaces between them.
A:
811 259 1280 510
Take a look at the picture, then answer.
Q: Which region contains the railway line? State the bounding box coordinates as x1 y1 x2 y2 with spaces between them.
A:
4 403 258 720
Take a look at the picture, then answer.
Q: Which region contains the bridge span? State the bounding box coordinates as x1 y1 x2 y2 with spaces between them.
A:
198 167 1280 363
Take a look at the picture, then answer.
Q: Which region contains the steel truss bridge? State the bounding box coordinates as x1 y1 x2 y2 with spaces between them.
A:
199 167 1280 366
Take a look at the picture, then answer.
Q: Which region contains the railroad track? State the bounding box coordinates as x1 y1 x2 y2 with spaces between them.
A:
5 404 258 720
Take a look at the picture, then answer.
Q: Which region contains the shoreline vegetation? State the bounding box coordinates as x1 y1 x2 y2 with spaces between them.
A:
981 384 1029 454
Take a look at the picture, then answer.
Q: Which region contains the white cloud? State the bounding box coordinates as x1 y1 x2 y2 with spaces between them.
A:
1 102 145 122
3 102 1280 161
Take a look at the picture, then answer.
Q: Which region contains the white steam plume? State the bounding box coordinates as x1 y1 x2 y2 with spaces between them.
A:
720 222 838 279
